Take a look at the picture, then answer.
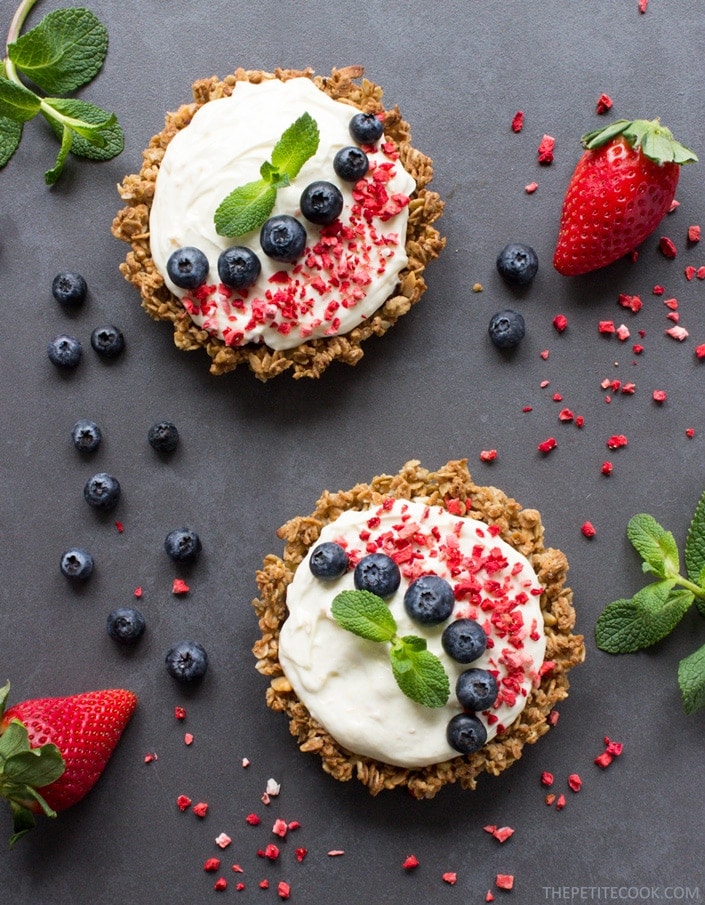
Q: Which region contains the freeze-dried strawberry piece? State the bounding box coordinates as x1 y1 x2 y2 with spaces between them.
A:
496 874 515 890
596 93 613 114
659 236 677 258
606 434 628 449
568 773 582 792
193 801 208 817
553 314 568 333
538 437 557 454
511 111 524 133
540 771 554 787
581 522 596 538
688 225 701 243
442 872 457 885
403 855 420 870
538 134 555 164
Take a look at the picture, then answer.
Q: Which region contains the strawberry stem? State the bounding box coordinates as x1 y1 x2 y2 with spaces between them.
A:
581 118 697 166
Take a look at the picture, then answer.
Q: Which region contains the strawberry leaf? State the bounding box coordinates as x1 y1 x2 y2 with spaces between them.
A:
3 745 65 788
8 801 36 849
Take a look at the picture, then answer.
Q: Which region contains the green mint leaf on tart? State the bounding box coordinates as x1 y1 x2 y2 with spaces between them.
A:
595 494 705 713
678 643 705 715
214 112 320 238
0 2 121 181
331 590 450 707
7 7 108 95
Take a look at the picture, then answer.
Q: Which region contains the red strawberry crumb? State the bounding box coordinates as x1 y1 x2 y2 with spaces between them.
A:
558 408 574 423
568 774 582 792
606 434 628 449
193 802 208 818
175 706 186 720
555 794 567 811
172 578 189 595
698 267 705 279
442 872 457 885
214 878 227 891
144 752 157 763
552 392 563 402
184 733 194 746
688 225 701 243
545 793 556 805
538 134 555 164
540 349 550 360
652 389 667 403
604 737 624 756
261 844 279 861
575 415 585 428
596 93 613 114
242 758 250 768
295 848 308 863
232 865 244 873
272 818 288 838
659 236 677 258
236 882 245 892
134 586 143 598
540 379 550 388
246 813 261 826
594 751 613 769
639 0 648 11
663 297 678 310
115 521 124 533
666 325 688 341
598 320 615 335
696 344 705 359
685 266 697 281
686 428 696 438
177 795 192 811
548 709 560 726
653 284 664 294
552 314 568 332
511 111 524 132
538 437 557 454
259 880 269 890
669 199 680 213
486 893 495 902
327 850 345 857
278 881 291 900
403 855 420 870
522 406 533 413
493 827 515 843
215 833 232 849
496 874 515 890
632 343 644 355
581 522 596 538
616 324 630 341
204 858 221 872
525 181 538 194
287 821 301 831
541 771 554 787
480 449 498 463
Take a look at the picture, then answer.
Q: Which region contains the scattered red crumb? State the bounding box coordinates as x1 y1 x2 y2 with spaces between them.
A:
327 850 345 857
540 379 550 388
552 392 563 402
552 314 568 333
538 134 555 164
177 795 191 811
486 893 495 903
606 434 628 450
548 709 560 726
652 389 667 404
245 813 261 826
172 578 189 595
115 521 124 533
242 757 250 768
616 324 630 341
538 437 557 454
666 325 688 341
403 855 420 870
278 881 291 900
442 872 457 885
295 848 308 863
494 827 515 843
545 793 556 805
596 92 613 114
594 752 613 768
663 297 678 310
193 802 208 818
214 878 227 891
232 865 244 873
595 736 624 768
184 733 194 746
581 522 596 538
259 880 269 890
480 449 498 463
522 405 533 413
632 343 644 355
621 382 636 395
540 771 554 787
695 344 705 360
669 199 680 213
558 408 574 423
598 320 615 335
568 773 583 792
638 0 648 12
652 284 665 295
511 110 524 133
143 752 157 763
259 844 279 861
204 858 221 872
685 266 696 281
174 705 186 720
287 821 301 832
134 586 143 598
698 267 705 280
215 833 232 849
575 415 585 428
555 794 567 811
686 428 696 438
496 874 515 890
525 181 538 194
659 236 677 258
540 349 550 360
236 882 245 892
272 818 288 838
687 225 701 243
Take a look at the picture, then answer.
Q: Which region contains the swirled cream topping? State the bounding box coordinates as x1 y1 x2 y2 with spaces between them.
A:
278 498 547 769
149 78 416 351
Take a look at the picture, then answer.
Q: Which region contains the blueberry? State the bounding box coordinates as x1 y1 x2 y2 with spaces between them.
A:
300 181 344 226
84 473 121 511
165 640 208 683
148 420 179 453
496 243 539 286
60 547 94 582
166 246 209 289
455 668 499 711
446 712 488 755
164 527 201 563
47 334 82 369
52 271 87 308
71 419 102 454
107 607 146 645
91 324 125 359
354 553 401 599
309 542 349 579
441 618 487 663
403 575 455 625
260 215 307 263
349 112 384 145
217 246 261 290
333 146 369 182
488 309 525 350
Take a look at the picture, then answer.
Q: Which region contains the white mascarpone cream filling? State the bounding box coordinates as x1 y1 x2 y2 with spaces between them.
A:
279 498 547 769
149 78 416 351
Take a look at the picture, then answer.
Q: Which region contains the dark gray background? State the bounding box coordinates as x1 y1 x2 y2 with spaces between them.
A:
2 0 704 901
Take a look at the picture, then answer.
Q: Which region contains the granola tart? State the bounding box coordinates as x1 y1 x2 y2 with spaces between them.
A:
111 66 445 381
252 460 585 799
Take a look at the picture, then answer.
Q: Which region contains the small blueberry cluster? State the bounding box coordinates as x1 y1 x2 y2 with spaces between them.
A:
308 539 498 756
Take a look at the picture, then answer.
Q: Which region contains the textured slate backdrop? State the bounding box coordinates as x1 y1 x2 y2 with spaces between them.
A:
1 1 704 902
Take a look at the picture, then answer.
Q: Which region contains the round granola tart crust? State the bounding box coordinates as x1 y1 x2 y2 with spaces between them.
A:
252 459 586 799
111 66 445 381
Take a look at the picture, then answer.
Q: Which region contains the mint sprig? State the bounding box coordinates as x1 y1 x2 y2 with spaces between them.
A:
331 590 450 708
214 111 319 238
595 490 705 713
0 1 123 184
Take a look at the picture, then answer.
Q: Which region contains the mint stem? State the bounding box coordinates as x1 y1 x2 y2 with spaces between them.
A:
4 0 39 80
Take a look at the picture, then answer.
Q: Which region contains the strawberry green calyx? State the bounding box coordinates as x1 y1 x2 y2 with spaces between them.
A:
0 681 65 848
581 118 697 166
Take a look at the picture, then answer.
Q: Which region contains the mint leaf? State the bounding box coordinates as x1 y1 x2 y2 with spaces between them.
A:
678 643 705 714
0 75 40 122
41 97 123 161
270 111 319 180
214 179 277 238
0 115 22 167
685 489 705 584
627 513 679 578
8 8 108 95
595 581 692 653
331 590 397 642
390 639 450 708
44 124 73 185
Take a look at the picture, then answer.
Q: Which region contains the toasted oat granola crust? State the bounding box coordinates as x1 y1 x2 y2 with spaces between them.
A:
253 459 585 799
111 66 445 381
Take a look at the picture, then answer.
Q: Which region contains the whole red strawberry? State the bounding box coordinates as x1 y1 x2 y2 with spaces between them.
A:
0 681 137 846
553 118 697 276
